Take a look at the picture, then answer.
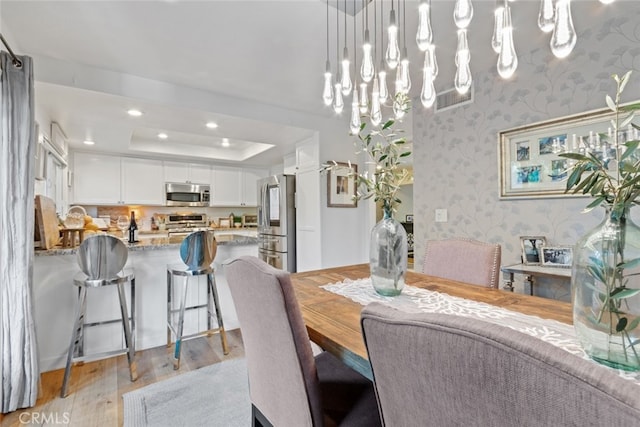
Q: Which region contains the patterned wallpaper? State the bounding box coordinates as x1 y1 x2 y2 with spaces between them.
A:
412 9 640 300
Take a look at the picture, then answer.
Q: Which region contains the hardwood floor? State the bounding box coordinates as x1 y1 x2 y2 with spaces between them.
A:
0 330 245 427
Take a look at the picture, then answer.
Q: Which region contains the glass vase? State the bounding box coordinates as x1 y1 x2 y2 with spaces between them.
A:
573 206 640 371
369 207 408 296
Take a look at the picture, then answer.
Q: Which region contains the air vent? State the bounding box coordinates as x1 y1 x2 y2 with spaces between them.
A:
435 87 474 113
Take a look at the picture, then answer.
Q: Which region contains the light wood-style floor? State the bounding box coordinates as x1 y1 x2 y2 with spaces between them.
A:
0 330 245 427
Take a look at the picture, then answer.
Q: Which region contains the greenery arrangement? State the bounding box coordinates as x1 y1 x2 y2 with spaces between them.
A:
323 93 412 215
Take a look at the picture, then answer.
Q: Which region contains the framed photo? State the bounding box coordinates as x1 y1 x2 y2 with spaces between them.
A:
405 214 414 223
327 162 358 208
540 246 573 268
520 236 546 265
498 102 638 199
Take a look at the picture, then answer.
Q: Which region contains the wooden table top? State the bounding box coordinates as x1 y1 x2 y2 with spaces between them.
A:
290 264 573 378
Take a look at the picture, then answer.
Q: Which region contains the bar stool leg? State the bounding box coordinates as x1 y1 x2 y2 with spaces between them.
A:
172 276 190 369
167 269 172 347
208 273 229 355
117 281 137 382
61 286 88 398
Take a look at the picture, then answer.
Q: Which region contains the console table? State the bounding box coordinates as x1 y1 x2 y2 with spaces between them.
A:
501 263 571 295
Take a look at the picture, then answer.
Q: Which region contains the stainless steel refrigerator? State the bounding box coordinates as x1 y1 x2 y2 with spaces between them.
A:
257 174 296 272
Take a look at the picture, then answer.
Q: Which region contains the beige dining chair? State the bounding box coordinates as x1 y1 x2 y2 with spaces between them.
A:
422 238 501 288
225 256 381 427
361 303 640 427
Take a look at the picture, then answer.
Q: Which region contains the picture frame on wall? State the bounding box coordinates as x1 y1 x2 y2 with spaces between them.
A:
327 162 358 208
540 246 573 268
520 236 546 265
498 103 638 199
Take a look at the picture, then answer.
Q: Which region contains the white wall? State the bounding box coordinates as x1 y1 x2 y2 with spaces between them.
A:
412 4 640 300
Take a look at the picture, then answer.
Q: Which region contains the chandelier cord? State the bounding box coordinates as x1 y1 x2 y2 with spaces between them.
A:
344 0 347 52
353 0 357 79
374 0 377 65
326 0 329 62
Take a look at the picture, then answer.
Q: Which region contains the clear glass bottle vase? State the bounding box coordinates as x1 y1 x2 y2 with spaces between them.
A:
369 204 408 296
573 206 640 371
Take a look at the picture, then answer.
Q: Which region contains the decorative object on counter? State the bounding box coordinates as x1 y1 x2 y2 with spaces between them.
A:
326 162 358 208
128 211 139 243
520 236 546 266
323 92 411 297
539 245 573 268
218 217 231 228
117 215 129 239
34 195 61 250
560 71 640 371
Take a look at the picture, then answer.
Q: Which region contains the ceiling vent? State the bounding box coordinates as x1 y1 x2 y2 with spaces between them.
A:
435 86 474 113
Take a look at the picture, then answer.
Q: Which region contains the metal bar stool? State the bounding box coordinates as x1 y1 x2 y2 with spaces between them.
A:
61 234 137 397
167 230 229 369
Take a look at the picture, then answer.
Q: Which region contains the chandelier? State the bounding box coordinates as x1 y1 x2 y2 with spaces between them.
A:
322 0 617 129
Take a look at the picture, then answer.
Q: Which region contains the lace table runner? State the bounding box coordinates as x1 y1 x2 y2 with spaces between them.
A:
321 277 640 384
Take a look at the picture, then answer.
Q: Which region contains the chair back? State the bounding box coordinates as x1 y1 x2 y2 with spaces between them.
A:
180 230 217 270
77 234 128 279
422 238 501 287
361 303 640 427
225 256 321 427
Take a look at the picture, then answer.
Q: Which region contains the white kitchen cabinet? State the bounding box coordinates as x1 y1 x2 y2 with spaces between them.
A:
72 152 122 204
164 161 210 184
282 138 319 175
72 152 164 205
211 166 267 207
121 158 164 204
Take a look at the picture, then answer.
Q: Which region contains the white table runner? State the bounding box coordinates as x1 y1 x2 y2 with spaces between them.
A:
321 277 640 384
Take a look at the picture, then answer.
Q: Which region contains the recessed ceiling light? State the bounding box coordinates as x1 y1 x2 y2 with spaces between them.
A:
221 138 230 148
83 140 95 145
206 121 218 129
127 109 143 117
157 133 168 139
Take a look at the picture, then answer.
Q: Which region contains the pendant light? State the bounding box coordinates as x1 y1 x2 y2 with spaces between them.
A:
332 0 344 114
340 0 352 96
385 0 400 69
497 1 517 79
551 0 577 58
350 5 361 135
360 3 374 83
395 1 411 97
453 0 473 29
370 0 382 126
491 0 505 53
322 0 334 106
416 0 433 52
420 48 436 108
378 0 389 104
455 29 472 94
537 0 555 33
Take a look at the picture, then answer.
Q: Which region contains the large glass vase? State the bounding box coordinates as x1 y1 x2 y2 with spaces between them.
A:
369 207 408 296
573 206 640 371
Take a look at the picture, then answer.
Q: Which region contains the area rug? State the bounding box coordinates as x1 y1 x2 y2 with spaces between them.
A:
123 358 251 427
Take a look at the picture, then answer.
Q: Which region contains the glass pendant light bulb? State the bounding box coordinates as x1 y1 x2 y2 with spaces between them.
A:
333 82 344 114
397 49 411 94
599 0 615 3
426 44 438 77
359 83 369 114
395 66 403 96
491 1 505 53
455 29 472 94
361 30 375 83
538 0 555 33
453 0 474 29
550 0 577 58
322 60 334 106
385 9 400 69
497 5 518 79
416 0 433 52
341 47 352 95
349 99 361 135
370 77 382 126
378 62 389 104
421 53 436 108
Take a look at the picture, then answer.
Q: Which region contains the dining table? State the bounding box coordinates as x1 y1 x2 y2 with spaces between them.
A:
290 264 573 379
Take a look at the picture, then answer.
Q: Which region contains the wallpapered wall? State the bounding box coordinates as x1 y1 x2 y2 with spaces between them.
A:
413 10 640 300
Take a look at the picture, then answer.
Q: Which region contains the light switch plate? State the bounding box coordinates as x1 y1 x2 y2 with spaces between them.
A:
435 209 448 223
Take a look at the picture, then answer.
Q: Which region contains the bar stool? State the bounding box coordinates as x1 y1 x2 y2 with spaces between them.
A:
167 230 229 369
61 234 137 397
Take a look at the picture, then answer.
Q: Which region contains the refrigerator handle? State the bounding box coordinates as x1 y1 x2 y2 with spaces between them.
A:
260 183 269 227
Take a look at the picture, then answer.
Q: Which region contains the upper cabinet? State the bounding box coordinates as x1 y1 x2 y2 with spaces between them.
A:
283 138 319 175
164 161 211 184
72 153 164 205
211 166 267 207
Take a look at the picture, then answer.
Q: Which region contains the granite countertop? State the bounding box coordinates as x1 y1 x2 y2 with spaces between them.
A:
35 234 259 257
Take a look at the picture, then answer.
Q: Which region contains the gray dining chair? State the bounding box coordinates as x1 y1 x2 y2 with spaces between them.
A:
361 303 640 427
225 256 381 427
422 238 501 288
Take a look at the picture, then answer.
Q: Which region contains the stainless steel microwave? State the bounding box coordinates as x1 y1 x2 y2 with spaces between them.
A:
165 182 210 207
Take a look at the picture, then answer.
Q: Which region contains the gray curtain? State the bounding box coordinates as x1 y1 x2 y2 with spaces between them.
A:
0 51 39 412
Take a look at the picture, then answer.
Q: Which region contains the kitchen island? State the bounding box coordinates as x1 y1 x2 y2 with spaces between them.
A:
33 232 257 372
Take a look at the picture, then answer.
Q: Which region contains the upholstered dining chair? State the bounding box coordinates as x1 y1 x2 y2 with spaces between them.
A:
361 303 640 427
422 238 501 288
225 256 381 427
